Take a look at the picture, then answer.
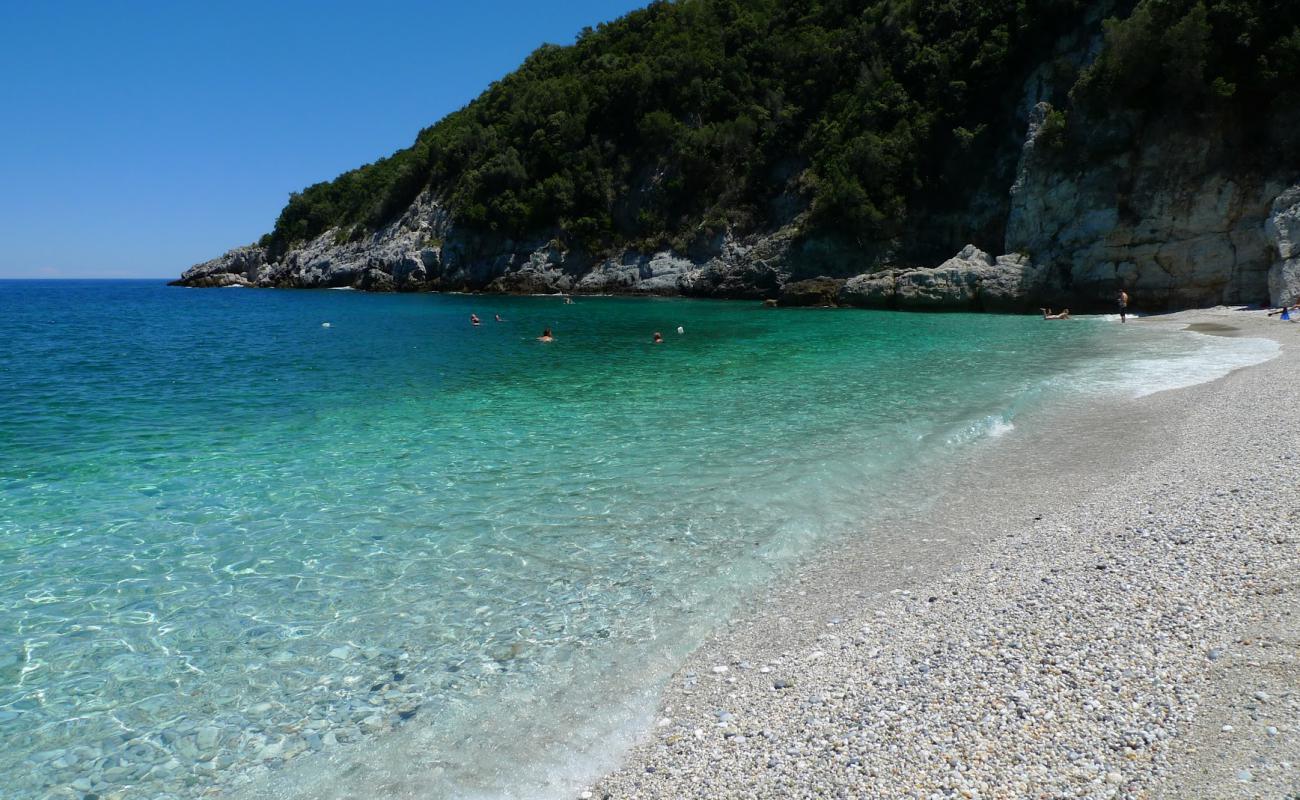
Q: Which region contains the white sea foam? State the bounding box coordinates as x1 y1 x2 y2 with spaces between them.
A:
946 413 1017 446
943 324 1275 451
1059 327 1278 399
987 418 1016 437
1130 335 1278 397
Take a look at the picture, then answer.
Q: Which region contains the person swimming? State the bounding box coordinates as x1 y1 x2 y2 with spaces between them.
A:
653 331 663 344
538 328 554 342
470 313 481 326
494 314 504 322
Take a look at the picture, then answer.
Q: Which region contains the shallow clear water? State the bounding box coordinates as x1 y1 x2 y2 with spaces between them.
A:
0 282 1275 799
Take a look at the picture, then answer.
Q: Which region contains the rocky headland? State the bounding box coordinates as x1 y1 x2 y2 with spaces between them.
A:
174 2 1300 312
175 166 1300 313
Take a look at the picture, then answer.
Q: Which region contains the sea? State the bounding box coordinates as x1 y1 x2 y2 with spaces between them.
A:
0 280 1277 799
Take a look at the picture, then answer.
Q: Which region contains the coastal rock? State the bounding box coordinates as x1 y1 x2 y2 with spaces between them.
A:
175 147 1283 312
837 247 1044 312
981 253 1048 311
778 277 845 307
1265 185 1300 306
894 245 1013 310
576 250 700 295
839 271 898 308
175 104 1288 315
1006 105 1281 311
171 245 264 288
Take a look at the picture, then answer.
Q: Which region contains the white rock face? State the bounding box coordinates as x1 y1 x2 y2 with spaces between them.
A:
839 271 897 307
839 246 1042 311
176 246 265 287
575 251 702 294
1006 111 1280 310
1266 185 1300 306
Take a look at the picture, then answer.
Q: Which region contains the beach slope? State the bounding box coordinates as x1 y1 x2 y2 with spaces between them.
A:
593 309 1300 799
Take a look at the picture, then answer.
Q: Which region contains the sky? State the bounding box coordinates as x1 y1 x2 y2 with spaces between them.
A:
0 1 648 279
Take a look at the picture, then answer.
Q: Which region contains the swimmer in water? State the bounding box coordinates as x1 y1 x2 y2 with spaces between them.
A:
538 328 554 342
470 313 481 326
653 331 663 344
494 314 504 322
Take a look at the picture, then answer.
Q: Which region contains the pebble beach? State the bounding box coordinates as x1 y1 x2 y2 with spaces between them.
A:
593 308 1300 799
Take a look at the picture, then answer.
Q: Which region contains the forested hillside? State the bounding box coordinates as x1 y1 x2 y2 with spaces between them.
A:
259 0 1300 262
260 0 1092 257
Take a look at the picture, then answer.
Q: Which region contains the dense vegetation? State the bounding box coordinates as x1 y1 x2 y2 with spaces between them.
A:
260 0 1300 259
1073 0 1300 112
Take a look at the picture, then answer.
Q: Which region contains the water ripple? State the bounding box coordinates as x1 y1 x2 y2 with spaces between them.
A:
0 282 1271 798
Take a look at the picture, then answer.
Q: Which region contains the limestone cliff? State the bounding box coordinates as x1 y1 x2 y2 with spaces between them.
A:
1005 102 1297 310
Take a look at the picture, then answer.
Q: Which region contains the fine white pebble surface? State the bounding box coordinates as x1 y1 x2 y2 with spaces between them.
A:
592 308 1300 800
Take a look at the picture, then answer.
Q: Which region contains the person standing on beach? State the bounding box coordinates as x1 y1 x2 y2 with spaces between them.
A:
1118 289 1129 323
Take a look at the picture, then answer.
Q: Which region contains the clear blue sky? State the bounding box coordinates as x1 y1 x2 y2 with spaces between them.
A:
0 1 648 278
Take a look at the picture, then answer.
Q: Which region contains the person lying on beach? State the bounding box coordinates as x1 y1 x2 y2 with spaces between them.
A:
1040 308 1071 320
538 328 554 342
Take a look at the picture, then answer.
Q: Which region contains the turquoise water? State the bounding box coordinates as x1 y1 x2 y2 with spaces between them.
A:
0 282 1276 799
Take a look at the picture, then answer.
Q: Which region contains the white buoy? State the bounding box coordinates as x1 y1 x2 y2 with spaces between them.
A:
321 322 332 328
676 326 684 334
